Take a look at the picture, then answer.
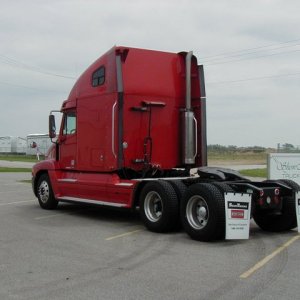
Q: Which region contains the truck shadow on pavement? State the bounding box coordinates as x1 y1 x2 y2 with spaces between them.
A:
33 201 142 226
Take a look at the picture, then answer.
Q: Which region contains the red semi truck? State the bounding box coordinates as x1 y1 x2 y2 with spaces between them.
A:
32 46 299 241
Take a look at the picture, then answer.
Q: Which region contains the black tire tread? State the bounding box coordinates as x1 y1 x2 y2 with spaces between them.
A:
139 180 179 233
278 179 300 191
253 195 297 231
169 180 188 201
37 173 58 210
212 182 234 193
180 183 225 241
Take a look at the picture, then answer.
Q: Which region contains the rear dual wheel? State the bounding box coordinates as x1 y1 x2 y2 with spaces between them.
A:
253 179 298 232
180 183 226 241
140 181 229 240
253 196 296 231
139 181 179 232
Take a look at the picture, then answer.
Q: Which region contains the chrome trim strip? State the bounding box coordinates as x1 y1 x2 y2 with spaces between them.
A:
57 196 126 207
133 176 194 181
57 179 77 183
115 183 134 186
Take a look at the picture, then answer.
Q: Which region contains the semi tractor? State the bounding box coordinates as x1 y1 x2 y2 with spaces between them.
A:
32 46 299 241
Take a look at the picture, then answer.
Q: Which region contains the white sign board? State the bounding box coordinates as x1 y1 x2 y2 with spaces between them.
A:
297 192 300 233
268 153 300 185
225 193 252 239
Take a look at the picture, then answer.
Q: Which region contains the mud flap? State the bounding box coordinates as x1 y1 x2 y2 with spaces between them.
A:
225 193 252 239
297 192 300 233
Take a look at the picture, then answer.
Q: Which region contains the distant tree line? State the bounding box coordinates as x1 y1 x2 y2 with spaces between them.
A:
208 144 300 153
277 143 300 153
208 145 267 153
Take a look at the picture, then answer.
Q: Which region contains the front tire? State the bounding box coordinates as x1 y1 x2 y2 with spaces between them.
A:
36 173 58 210
180 183 225 241
139 180 179 232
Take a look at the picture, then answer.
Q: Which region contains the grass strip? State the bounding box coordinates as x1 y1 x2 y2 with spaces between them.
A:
0 167 32 173
239 168 267 178
0 154 42 162
18 180 32 184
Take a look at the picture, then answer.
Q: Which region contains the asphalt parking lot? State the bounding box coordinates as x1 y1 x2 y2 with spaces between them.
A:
1 172 299 300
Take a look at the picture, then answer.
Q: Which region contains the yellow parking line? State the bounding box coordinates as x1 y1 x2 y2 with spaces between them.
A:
35 208 88 220
105 229 143 241
240 235 300 279
35 213 64 220
0 200 34 206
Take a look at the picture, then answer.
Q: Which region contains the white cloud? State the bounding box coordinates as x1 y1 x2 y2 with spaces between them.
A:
0 0 299 147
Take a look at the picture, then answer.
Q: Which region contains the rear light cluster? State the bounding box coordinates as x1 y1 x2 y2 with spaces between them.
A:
257 188 280 207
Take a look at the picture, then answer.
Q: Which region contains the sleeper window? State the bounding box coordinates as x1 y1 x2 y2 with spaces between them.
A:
92 66 105 87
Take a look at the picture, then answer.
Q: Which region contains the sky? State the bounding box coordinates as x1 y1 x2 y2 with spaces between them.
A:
0 0 299 148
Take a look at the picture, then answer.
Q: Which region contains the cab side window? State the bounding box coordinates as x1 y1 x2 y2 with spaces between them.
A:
92 66 105 87
62 112 76 135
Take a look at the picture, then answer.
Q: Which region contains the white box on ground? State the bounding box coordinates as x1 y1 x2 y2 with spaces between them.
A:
225 193 252 240
268 153 300 185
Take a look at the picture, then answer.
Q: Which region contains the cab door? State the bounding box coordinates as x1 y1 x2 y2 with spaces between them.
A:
59 110 77 170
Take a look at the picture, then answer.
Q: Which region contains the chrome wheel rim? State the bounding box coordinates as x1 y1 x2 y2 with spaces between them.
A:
186 195 209 230
144 191 163 222
38 180 50 203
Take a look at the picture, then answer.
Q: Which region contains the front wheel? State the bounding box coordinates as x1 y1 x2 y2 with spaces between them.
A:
180 183 225 241
139 181 179 232
36 174 58 210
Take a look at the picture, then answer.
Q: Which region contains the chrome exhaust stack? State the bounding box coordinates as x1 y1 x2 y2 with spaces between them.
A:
182 51 197 165
198 64 207 166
